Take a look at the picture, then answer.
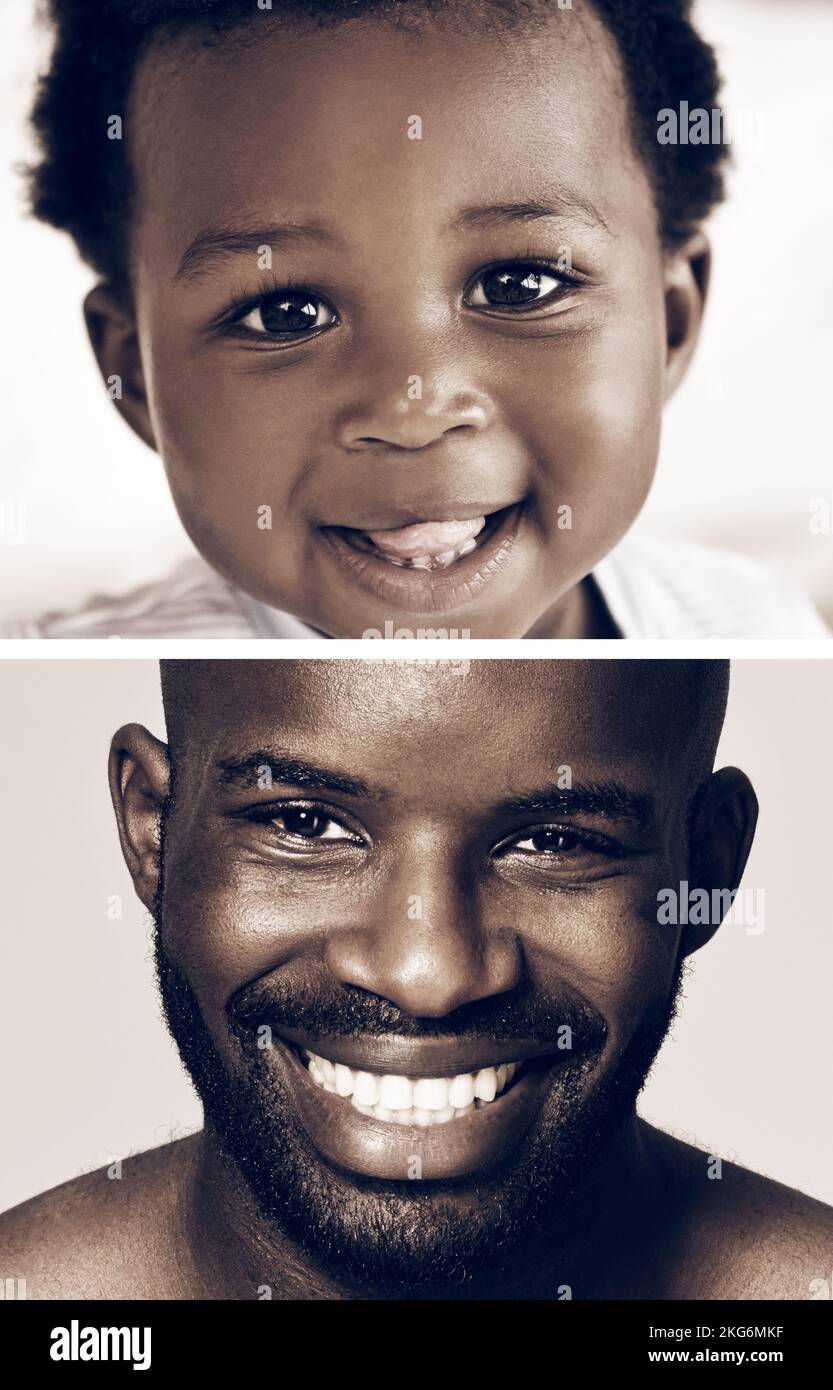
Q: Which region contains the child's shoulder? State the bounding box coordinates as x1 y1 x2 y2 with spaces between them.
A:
595 536 830 639
3 557 311 640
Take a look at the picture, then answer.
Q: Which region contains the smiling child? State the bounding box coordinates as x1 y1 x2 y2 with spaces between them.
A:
8 0 828 637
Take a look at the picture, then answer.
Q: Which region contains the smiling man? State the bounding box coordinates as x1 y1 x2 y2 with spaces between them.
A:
1 658 831 1299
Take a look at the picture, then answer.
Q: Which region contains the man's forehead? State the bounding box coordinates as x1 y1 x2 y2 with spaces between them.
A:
177 660 688 794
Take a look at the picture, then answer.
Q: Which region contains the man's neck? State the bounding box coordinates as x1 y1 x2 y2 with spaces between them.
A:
180 1114 674 1300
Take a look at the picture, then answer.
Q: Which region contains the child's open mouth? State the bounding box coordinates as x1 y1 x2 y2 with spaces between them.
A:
318 501 525 616
329 505 513 572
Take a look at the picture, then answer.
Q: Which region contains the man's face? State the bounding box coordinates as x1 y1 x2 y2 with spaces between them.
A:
153 661 694 1290
126 8 670 637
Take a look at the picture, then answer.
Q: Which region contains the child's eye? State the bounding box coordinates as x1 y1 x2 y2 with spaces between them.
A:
465 262 570 311
238 289 337 338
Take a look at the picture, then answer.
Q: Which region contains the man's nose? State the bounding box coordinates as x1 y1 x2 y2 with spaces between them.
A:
334 331 496 454
324 856 523 1018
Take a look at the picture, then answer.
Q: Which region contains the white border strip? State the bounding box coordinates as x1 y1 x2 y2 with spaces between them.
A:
0 638 830 659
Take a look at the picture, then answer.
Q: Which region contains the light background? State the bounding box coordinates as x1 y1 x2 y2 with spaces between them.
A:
1 0 832 623
0 657 831 1213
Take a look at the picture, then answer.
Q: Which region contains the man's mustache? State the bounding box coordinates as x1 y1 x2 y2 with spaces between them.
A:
228 970 608 1055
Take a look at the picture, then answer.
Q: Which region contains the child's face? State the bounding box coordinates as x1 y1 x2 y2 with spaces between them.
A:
99 9 705 637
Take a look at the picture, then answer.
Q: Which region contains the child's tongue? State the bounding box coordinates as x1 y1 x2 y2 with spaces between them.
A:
365 516 485 560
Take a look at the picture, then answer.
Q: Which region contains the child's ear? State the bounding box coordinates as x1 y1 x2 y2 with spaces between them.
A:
662 230 711 402
84 284 157 452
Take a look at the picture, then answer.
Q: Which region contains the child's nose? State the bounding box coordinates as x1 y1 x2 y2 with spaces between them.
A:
334 337 496 451
339 386 495 452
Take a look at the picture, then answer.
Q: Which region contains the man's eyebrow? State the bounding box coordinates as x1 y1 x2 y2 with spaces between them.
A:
449 197 612 237
496 780 654 830
215 751 379 800
175 222 343 282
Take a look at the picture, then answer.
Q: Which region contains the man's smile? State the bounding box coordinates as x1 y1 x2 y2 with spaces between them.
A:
303 1047 523 1123
264 1029 580 1180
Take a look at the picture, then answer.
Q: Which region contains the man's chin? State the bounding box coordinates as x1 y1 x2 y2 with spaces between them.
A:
206 1098 584 1294
198 1042 631 1294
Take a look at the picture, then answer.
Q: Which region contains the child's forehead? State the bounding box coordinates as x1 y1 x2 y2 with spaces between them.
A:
128 7 649 258
133 6 623 141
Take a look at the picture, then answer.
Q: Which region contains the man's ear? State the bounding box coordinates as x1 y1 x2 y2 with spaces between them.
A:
681 766 758 957
109 723 171 913
84 284 157 452
663 230 710 402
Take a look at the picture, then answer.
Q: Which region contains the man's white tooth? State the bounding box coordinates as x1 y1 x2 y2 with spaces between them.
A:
412 1077 450 1110
456 537 478 557
448 1072 475 1109
309 1059 325 1086
410 555 433 571
434 549 457 567
378 1074 413 1110
506 1061 519 1081
320 1057 337 1086
473 1067 498 1102
455 1102 476 1117
434 1106 456 1123
333 1063 354 1096
373 1106 395 1121
394 1109 413 1124
353 1071 379 1106
412 1109 434 1126
496 1064 508 1092
351 1098 374 1115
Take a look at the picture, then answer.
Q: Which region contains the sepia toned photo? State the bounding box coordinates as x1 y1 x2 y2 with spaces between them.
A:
1 657 831 1307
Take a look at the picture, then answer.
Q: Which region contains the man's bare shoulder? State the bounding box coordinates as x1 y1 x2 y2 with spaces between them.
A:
652 1126 833 1300
0 1133 201 1299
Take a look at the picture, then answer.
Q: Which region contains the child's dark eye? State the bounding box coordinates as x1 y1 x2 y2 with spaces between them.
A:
466 262 572 311
238 289 337 338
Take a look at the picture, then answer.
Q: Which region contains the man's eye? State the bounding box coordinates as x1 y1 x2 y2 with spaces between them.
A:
272 808 352 841
511 828 589 855
238 290 336 337
466 263 564 310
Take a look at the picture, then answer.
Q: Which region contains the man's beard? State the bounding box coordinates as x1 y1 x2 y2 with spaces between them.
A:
153 875 684 1294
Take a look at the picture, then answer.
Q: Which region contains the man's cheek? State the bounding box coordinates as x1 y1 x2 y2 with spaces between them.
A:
160 863 278 1004
162 860 332 1005
528 889 678 1051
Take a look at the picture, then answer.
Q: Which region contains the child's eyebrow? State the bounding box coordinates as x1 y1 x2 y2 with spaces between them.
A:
174 187 613 284
175 221 346 282
449 196 612 238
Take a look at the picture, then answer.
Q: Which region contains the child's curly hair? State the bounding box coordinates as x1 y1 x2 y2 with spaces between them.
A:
28 0 729 287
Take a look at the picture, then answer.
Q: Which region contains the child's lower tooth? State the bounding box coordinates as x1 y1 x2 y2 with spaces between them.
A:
380 540 477 570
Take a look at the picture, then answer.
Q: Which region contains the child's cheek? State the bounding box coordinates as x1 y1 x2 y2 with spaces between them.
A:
145 350 323 599
504 308 665 559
